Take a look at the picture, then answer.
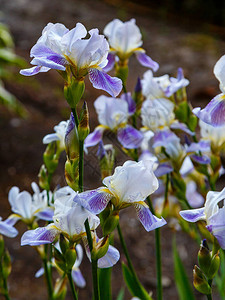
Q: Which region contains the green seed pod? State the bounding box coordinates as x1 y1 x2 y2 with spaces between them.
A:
2 249 11 278
78 101 90 141
198 239 211 276
103 212 119 236
38 164 49 190
91 236 109 261
65 159 79 191
65 247 77 271
64 78 85 108
208 252 220 279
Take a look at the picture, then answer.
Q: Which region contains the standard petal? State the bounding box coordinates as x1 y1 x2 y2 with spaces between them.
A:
117 125 143 149
72 269 86 288
98 245 120 268
214 54 225 94
179 207 205 222
134 203 166 231
21 224 59 246
84 126 105 147
79 188 113 214
20 66 50 76
136 51 159 72
88 68 122 97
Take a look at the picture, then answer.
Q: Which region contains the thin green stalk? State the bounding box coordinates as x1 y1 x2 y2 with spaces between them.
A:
117 223 139 283
0 270 10 300
206 279 212 300
147 197 163 300
79 140 84 193
71 107 79 128
85 219 100 300
43 257 53 300
67 271 78 300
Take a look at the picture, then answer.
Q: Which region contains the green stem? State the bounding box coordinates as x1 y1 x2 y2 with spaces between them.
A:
206 279 213 300
67 271 78 300
147 198 162 300
117 223 139 282
85 219 100 300
43 258 53 300
79 140 84 193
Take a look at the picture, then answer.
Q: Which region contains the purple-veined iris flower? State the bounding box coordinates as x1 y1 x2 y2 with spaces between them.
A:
43 120 69 152
193 55 225 126
20 22 122 97
21 186 100 246
103 19 159 72
141 68 189 100
8 182 54 225
84 94 143 149
180 187 225 249
79 160 166 232
0 216 18 238
141 97 194 136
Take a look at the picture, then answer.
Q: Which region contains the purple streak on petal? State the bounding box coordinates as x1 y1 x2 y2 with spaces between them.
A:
135 77 142 93
117 125 143 149
191 154 211 165
193 95 225 127
35 207 54 221
0 221 18 238
153 129 178 148
65 113 75 138
88 68 122 97
31 44 59 57
102 53 116 72
134 203 167 231
170 122 195 136
97 141 106 160
84 126 105 147
136 52 159 72
31 57 66 71
21 225 59 246
206 223 225 249
98 245 120 268
154 163 173 177
4 214 21 226
186 140 211 153
121 93 136 115
79 189 112 214
20 66 50 76
72 269 86 288
179 207 205 222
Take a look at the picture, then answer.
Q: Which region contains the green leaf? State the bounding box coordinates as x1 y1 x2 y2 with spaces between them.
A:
116 288 125 300
99 267 112 300
173 237 195 300
122 263 152 300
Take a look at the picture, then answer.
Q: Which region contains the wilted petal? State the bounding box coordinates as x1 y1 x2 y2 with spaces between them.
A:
88 68 122 97
84 126 105 147
134 203 166 231
21 224 59 246
98 245 120 268
72 269 86 288
20 66 50 76
193 94 225 127
117 125 143 149
179 207 205 222
136 51 159 72
79 188 112 214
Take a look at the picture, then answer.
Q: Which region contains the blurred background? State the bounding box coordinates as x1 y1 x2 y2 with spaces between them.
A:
0 0 225 299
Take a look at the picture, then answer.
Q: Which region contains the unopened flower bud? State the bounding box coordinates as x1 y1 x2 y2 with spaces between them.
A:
64 78 85 108
65 159 79 191
38 164 49 190
133 77 143 114
97 142 115 179
59 234 68 255
102 211 119 236
65 247 77 271
198 239 211 276
78 101 90 141
2 249 11 278
208 252 220 279
91 235 109 260
193 265 211 295
43 142 58 174
0 235 4 258
65 113 79 161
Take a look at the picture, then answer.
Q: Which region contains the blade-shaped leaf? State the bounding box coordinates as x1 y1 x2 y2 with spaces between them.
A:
173 238 195 300
122 263 152 300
